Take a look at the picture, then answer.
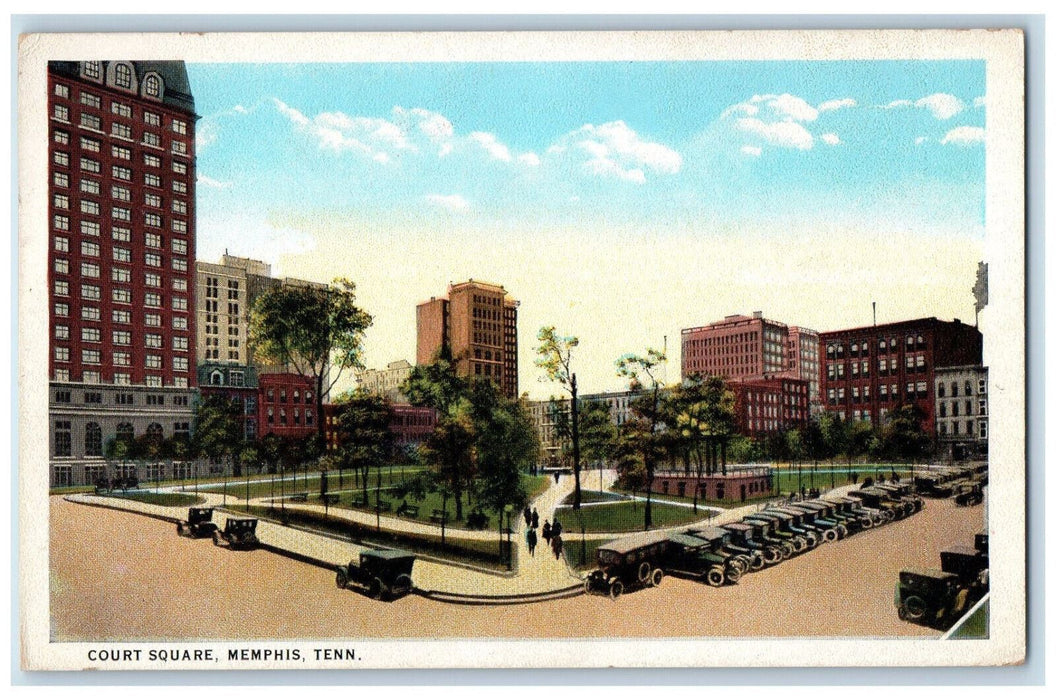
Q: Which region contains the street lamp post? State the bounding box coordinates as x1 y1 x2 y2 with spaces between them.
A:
503 504 514 571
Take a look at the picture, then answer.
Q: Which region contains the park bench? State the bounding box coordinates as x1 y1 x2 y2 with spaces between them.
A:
429 509 447 524
376 500 392 513
350 494 368 508
396 504 420 518
288 492 308 503
321 494 340 506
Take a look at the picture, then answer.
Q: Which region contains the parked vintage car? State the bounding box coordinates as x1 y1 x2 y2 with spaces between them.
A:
895 568 974 627
176 507 218 538
720 521 785 565
953 482 984 507
335 549 416 601
763 508 821 548
800 500 860 536
584 531 672 599
872 483 924 513
974 532 989 554
662 532 743 586
847 487 908 520
688 526 764 572
818 496 877 529
782 503 846 540
212 517 259 550
742 512 808 554
940 545 989 586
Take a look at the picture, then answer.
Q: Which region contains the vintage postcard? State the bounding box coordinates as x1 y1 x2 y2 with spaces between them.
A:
18 29 1025 671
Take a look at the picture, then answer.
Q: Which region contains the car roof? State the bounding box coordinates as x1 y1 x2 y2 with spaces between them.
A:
362 548 416 560
598 530 671 554
668 533 708 548
688 526 729 541
942 545 984 557
901 567 958 581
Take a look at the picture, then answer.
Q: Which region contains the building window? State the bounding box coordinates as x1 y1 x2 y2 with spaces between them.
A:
144 153 161 168
145 313 161 327
81 327 100 343
145 355 163 369
144 111 161 127
53 151 69 167
82 349 101 365
112 207 131 222
113 351 131 366
80 284 102 301
145 173 161 188
143 74 161 98
112 247 131 263
112 226 131 242
54 83 70 98
53 172 69 188
112 144 132 160
112 288 131 304
979 421 988 439
145 333 162 348
145 253 162 267
54 346 69 362
145 213 162 228
54 302 69 317
143 132 161 148
113 330 131 345
53 214 69 231
111 101 132 117
54 421 72 457
84 422 103 456
53 258 69 275
111 122 132 139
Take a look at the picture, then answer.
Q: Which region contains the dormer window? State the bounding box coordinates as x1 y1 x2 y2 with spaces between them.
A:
114 63 133 89
143 73 162 99
210 370 223 386
82 61 102 81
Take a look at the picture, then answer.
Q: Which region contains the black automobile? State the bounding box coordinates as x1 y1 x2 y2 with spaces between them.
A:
742 512 808 555
720 522 785 566
953 482 984 507
176 507 218 538
662 532 743 586
336 549 416 601
212 517 259 550
584 531 672 599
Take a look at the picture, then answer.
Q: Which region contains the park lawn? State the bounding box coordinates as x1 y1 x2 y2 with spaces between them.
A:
554 500 705 534
196 466 426 499
561 489 629 506
948 599 989 639
111 492 205 507
235 504 511 572
771 464 918 495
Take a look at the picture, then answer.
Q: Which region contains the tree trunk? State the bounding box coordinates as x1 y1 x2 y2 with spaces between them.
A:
570 377 582 510
316 374 326 441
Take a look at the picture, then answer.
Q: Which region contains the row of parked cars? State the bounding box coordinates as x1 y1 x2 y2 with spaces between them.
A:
585 484 925 599
913 463 988 506
896 532 989 630
175 507 416 601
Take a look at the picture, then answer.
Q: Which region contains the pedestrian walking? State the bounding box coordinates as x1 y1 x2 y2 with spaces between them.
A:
526 527 537 556
531 507 539 529
851 470 859 484
542 520 552 545
523 506 532 528
552 518 563 538
552 533 563 560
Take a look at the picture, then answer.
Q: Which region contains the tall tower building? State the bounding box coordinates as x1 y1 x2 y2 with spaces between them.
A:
416 280 519 399
47 61 198 486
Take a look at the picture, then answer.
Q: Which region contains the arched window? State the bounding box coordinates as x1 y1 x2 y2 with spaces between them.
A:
82 61 101 81
146 423 163 439
85 422 103 456
116 422 134 442
210 370 223 386
114 63 133 89
143 74 162 98
965 381 972 396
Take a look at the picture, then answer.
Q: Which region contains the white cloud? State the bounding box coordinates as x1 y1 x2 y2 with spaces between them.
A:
915 93 965 120
941 126 985 145
748 93 819 122
197 174 232 189
232 104 248 114
736 117 814 150
518 152 541 166
915 136 929 145
425 193 470 211
818 98 857 112
469 131 513 162
882 99 914 110
974 96 986 109
196 121 219 151
820 133 841 146
740 145 762 157
552 120 682 184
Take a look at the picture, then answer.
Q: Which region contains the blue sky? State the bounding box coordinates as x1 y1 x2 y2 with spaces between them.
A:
187 60 986 397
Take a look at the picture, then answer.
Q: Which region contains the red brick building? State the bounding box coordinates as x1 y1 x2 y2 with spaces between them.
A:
729 376 810 438
416 280 519 399
48 61 198 485
819 317 983 436
323 402 436 452
650 466 774 504
257 372 316 439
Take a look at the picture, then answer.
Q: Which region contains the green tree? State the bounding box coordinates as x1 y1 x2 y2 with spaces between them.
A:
535 326 584 510
469 381 536 516
578 399 618 471
616 348 667 529
846 420 875 465
333 390 395 503
883 403 932 463
250 278 374 440
193 395 243 476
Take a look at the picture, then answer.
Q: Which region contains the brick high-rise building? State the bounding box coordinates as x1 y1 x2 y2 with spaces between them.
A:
680 312 821 412
48 61 198 486
416 280 519 399
819 317 983 437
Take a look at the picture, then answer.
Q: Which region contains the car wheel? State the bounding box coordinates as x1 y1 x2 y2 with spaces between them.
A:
837 525 849 539
861 517 874 529
584 579 594 595
903 596 928 622
725 565 742 584
763 548 782 565
609 581 624 600
212 531 223 546
706 567 725 587
649 568 663 587
176 523 185 537
823 529 838 543
336 569 348 589
749 553 765 571
637 562 651 583
394 574 413 595
369 578 384 600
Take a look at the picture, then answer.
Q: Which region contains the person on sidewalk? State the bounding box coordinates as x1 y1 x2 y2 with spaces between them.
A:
526 527 537 556
523 505 532 528
542 520 552 546
552 518 563 539
552 533 563 560
531 507 539 529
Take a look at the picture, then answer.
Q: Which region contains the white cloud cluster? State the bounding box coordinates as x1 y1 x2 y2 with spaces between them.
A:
722 93 851 154
274 99 536 168
198 174 233 189
941 126 985 146
425 193 470 211
883 93 965 120
556 120 682 184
